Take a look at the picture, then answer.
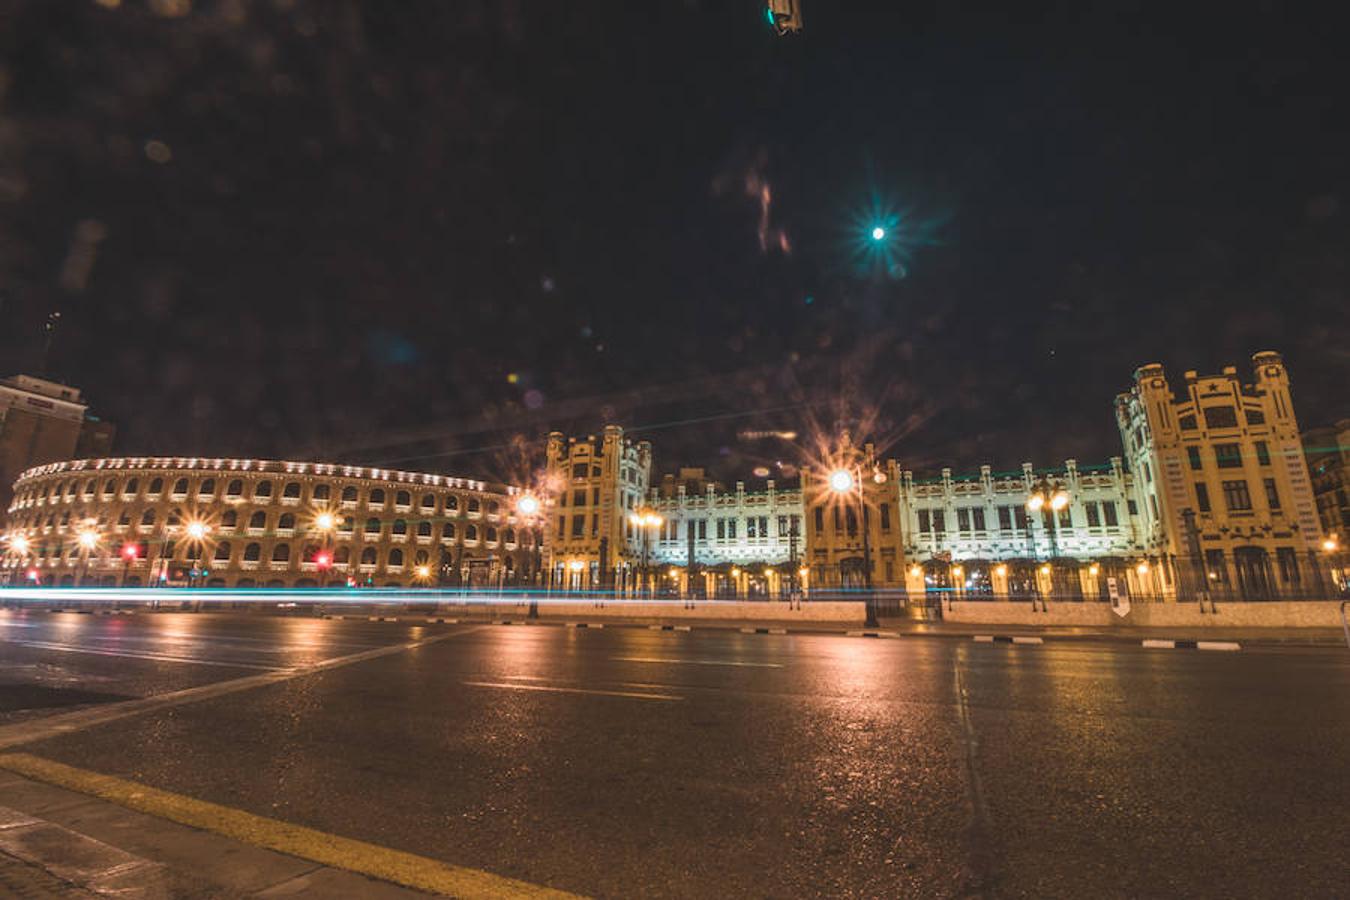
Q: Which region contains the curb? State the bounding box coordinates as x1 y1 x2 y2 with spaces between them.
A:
740 627 787 635
974 635 1044 645
846 630 902 639
1142 639 1241 651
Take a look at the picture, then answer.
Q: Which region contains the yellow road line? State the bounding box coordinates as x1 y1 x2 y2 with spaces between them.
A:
0 753 582 900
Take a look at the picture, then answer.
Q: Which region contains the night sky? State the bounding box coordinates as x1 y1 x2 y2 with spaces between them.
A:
2 1 1347 483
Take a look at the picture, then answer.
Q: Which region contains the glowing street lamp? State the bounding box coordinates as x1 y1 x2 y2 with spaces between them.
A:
870 226 886 241
6 534 32 586
75 529 98 586
120 542 141 586
827 463 877 627
514 493 546 612
313 512 337 588
628 508 664 599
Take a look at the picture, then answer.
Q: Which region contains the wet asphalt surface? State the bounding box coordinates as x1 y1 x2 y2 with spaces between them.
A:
1 611 1349 898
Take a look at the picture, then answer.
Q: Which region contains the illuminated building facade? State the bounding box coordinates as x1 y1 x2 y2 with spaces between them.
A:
2 458 536 587
898 459 1147 600
1116 352 1329 600
647 468 804 599
1303 418 1349 538
0 375 114 519
543 426 653 591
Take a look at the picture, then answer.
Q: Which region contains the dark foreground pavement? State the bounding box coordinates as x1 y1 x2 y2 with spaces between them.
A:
1 610 1348 898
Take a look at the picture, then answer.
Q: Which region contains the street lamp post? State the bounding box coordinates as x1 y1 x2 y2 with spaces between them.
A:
628 509 663 600
314 512 337 588
120 542 140 587
515 494 542 618
1323 534 1345 597
5 534 31 587
184 520 210 588
76 529 98 587
828 466 877 629
1025 476 1069 612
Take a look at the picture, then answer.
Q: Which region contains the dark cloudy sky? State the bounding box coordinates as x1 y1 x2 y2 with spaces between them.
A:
2 0 1346 481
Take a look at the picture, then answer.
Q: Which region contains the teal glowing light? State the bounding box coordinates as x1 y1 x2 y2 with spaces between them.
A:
871 226 886 241
765 6 776 26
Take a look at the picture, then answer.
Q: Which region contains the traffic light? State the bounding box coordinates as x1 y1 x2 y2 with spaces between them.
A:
121 543 140 561
315 551 332 570
765 0 803 34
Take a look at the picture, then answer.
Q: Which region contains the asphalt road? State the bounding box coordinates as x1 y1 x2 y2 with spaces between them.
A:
1 610 1348 898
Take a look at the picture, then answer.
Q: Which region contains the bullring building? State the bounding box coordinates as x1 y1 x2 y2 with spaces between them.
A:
3 458 540 588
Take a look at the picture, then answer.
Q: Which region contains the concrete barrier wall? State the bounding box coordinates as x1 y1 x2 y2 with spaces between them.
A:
529 600 867 624
944 602 1119 626
944 599 1347 629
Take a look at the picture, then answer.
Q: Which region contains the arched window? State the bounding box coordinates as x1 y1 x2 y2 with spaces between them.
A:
420 493 435 510
334 546 350 564
117 509 131 526
312 483 331 501
417 521 431 537
360 547 377 565
221 509 238 529
59 511 70 527
302 544 320 563
166 511 180 527
414 549 429 566
66 482 77 498
364 518 381 535
244 542 261 561
214 541 231 561
395 490 411 508
278 513 296 530
199 478 216 496
443 522 456 540
341 486 357 502
140 509 156 526
504 527 516 544
272 543 290 562
172 478 188 495
468 498 481 513
83 480 96 497
388 548 404 566
487 500 499 516
108 479 122 495
444 495 459 512
283 482 301 499
124 478 139 495
249 511 266 529
486 526 498 543
392 519 408 535
338 516 354 533
226 479 243 497
465 524 478 541
255 480 273 498
369 488 386 506
148 477 164 495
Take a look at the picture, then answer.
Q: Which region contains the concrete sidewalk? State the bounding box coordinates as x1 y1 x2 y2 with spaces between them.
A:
0 769 435 898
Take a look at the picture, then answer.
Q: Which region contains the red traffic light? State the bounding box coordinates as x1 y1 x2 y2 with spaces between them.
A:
314 551 332 570
121 543 140 561
25 567 39 582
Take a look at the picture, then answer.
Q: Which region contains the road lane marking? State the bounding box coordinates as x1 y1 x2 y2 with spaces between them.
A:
612 656 783 669
2 640 287 671
463 681 683 701
1197 641 1241 651
0 753 581 899
0 627 487 750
